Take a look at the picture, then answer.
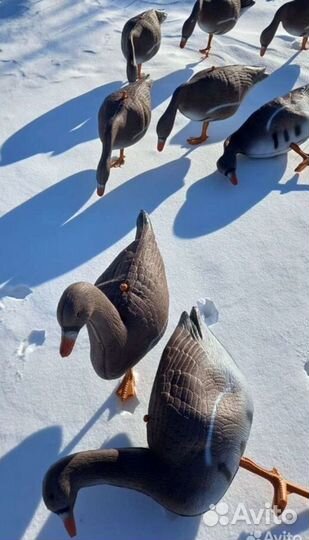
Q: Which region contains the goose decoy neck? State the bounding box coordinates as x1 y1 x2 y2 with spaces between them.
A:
180 0 200 48
260 6 284 55
43 448 164 537
157 85 183 151
57 282 127 360
96 114 122 194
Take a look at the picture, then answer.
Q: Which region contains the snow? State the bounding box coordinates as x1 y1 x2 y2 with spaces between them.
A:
0 0 308 539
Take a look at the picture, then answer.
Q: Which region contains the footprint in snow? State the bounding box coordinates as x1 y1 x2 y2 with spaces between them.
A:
197 298 219 326
0 284 32 299
304 361 309 377
17 330 46 359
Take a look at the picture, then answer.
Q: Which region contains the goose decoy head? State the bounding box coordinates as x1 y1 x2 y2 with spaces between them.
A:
156 10 167 23
57 283 93 357
43 456 77 537
216 141 238 185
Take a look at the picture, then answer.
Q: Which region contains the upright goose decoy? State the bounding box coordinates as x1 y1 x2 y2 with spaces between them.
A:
217 84 309 185
180 0 254 58
121 9 167 82
260 0 309 56
43 307 309 537
156 65 267 150
57 210 169 401
96 77 152 196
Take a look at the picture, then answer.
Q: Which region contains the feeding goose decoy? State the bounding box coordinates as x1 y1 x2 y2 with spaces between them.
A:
180 0 254 58
43 307 309 537
121 9 167 82
156 65 267 150
96 77 152 197
57 210 169 401
260 0 309 57
217 84 309 185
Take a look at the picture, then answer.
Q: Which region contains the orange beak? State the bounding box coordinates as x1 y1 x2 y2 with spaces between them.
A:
62 514 77 537
157 139 165 152
97 184 105 197
228 172 239 186
180 38 186 49
60 336 76 357
260 46 266 57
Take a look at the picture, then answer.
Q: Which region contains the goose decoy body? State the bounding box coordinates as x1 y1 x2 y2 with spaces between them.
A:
57 210 169 401
260 0 309 56
157 65 267 150
96 77 152 197
217 84 309 185
121 9 167 82
43 307 254 536
180 0 254 58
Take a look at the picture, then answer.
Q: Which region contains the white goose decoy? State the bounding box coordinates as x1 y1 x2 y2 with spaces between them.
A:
217 84 309 184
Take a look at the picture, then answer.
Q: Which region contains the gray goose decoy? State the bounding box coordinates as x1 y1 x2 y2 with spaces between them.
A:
121 9 167 82
43 307 254 536
156 65 267 150
44 307 309 536
180 0 254 58
260 0 309 57
96 77 152 197
217 84 309 185
57 210 169 401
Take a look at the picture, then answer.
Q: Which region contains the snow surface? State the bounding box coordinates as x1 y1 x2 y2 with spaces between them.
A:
0 0 309 539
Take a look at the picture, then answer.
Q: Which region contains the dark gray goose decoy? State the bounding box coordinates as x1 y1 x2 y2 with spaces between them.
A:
43 307 309 536
260 0 309 57
121 9 167 82
43 307 254 535
217 84 309 185
180 0 254 58
57 210 169 401
96 77 152 197
156 65 267 150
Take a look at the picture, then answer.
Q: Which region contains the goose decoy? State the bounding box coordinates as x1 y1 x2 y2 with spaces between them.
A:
57 210 169 401
121 9 167 82
96 77 152 197
43 307 309 537
156 65 267 150
217 84 309 185
260 0 309 57
180 0 254 58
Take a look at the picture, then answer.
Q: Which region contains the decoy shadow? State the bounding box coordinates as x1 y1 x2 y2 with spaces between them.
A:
0 426 62 540
0 0 29 18
0 81 122 165
0 156 189 293
0 395 131 540
174 156 309 238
